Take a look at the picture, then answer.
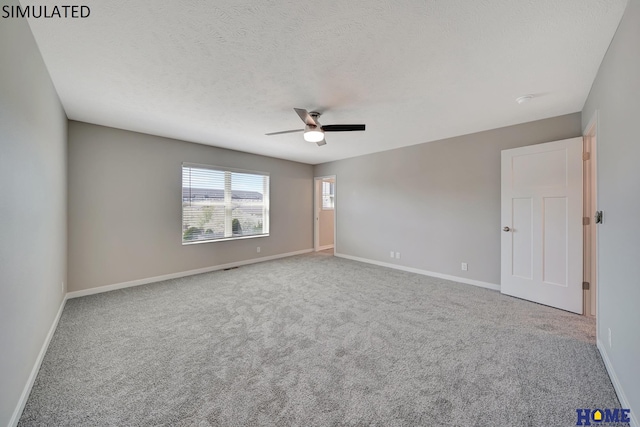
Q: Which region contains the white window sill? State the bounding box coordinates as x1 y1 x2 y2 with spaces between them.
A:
182 233 269 246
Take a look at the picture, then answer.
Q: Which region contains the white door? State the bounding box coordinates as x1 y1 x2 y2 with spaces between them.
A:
501 138 583 313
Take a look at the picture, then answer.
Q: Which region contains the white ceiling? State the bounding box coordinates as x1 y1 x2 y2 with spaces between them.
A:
23 0 626 165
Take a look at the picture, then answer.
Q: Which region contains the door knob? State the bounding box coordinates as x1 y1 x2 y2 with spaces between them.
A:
503 226 511 232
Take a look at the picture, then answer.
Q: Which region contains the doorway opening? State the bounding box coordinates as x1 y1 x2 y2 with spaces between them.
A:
314 176 336 254
583 114 598 317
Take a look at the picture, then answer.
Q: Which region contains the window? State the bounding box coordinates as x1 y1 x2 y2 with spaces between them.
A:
322 180 335 210
182 164 269 244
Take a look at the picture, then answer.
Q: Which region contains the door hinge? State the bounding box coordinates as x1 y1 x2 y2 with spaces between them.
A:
583 152 591 161
583 217 590 225
595 211 603 224
582 282 590 290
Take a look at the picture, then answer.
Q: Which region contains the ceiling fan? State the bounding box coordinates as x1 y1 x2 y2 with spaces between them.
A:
265 108 366 146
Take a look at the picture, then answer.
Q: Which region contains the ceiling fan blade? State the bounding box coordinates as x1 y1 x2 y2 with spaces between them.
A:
316 138 327 147
265 129 304 136
321 124 366 132
294 108 317 126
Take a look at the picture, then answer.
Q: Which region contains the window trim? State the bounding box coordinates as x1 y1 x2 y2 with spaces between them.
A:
181 162 270 245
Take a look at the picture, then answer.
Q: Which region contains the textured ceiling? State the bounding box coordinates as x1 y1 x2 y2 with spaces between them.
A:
23 0 626 164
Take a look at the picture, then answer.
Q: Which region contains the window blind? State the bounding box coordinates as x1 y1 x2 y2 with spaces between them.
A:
322 181 335 209
182 164 269 243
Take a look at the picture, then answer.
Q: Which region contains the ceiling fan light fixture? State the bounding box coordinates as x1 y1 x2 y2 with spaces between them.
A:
303 125 324 143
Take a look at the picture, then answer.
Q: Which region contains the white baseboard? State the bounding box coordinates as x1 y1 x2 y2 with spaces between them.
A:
67 249 314 299
597 340 638 427
9 295 68 427
334 253 500 292
317 245 334 251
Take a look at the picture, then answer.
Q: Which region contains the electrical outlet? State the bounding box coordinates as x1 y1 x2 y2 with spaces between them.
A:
461 263 468 271
257 247 261 253
395 252 401 259
390 251 395 258
608 328 612 348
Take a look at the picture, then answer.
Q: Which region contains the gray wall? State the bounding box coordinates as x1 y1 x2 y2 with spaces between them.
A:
68 122 313 292
582 0 640 416
0 3 68 425
314 113 582 285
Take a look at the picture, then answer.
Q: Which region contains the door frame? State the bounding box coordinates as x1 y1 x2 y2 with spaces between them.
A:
314 175 337 253
583 111 599 320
